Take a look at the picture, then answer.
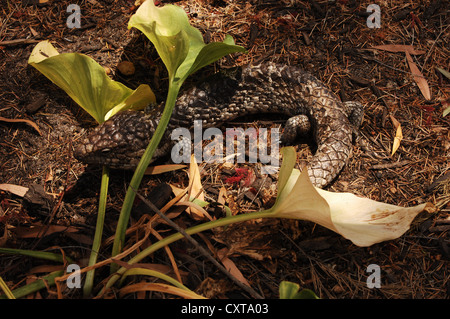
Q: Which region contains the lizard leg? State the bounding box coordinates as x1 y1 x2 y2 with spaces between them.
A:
280 114 311 144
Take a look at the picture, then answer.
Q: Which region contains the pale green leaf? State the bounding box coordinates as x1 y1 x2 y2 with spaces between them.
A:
178 34 247 82
28 41 155 123
128 1 191 81
0 276 15 299
0 271 64 299
279 281 319 299
0 247 74 264
128 0 246 83
104 84 156 120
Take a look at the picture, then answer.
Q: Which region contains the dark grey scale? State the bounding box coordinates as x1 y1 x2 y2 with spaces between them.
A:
74 62 363 188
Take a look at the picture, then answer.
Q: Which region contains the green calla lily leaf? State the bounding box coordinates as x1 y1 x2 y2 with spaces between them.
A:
128 1 191 82
128 0 247 84
28 40 155 124
279 281 319 299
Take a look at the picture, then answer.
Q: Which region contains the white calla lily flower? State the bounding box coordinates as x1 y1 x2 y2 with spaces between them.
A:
271 147 432 247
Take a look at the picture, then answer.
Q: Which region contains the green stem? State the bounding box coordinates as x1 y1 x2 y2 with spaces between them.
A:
120 268 193 291
110 80 182 272
102 208 275 292
83 165 109 297
0 247 74 264
0 270 64 299
0 275 15 299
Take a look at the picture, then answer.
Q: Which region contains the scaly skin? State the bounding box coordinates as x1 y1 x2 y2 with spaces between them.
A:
74 62 363 188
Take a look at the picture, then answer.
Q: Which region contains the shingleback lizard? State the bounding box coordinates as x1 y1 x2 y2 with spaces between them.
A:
74 62 364 188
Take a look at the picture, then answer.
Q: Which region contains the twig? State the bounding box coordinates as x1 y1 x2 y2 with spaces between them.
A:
130 186 265 299
370 160 411 170
0 38 40 46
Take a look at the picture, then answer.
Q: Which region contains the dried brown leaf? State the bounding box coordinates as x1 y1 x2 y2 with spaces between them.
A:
371 44 426 55
217 247 251 288
218 186 227 205
150 228 183 284
174 201 213 220
405 51 431 100
0 184 28 197
186 154 207 219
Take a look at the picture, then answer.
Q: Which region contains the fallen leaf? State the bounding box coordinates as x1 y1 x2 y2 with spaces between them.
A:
186 154 206 219
389 115 403 156
370 44 425 55
0 184 28 197
0 116 41 135
174 201 213 220
44 168 54 183
392 125 403 156
389 114 400 128
369 45 430 100
29 26 39 37
405 51 431 100
217 247 251 288
217 187 227 205
164 185 190 215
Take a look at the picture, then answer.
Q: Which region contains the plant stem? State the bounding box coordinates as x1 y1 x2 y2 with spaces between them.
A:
110 80 182 272
0 275 15 299
120 268 197 292
0 248 74 264
0 271 64 299
83 165 109 297
102 208 274 292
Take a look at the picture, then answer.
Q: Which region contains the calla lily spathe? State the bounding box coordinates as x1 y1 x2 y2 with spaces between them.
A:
270 147 432 247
